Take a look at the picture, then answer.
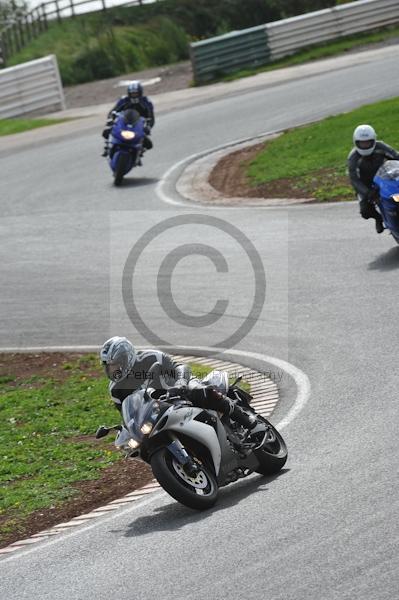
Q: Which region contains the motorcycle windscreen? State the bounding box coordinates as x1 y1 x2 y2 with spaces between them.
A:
121 390 158 437
201 370 229 394
374 160 399 200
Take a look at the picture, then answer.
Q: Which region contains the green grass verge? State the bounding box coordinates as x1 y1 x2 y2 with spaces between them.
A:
219 25 399 84
0 118 68 136
0 355 248 539
245 96 399 202
8 16 188 86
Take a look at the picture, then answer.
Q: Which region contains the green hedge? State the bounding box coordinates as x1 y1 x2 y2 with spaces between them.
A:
9 16 189 85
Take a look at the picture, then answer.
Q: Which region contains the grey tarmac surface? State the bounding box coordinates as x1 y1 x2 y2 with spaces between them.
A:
0 46 398 599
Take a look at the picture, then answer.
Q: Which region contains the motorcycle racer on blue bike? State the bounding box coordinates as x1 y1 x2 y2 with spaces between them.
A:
102 81 155 158
347 124 399 234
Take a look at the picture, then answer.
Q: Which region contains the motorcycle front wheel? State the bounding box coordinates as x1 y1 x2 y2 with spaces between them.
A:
113 153 129 186
253 419 288 475
151 447 218 510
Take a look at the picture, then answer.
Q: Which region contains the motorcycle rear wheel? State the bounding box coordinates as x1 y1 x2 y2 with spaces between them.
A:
151 447 218 510
114 153 129 186
253 419 288 475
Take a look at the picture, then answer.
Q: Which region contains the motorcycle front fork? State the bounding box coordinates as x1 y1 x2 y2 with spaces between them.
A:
167 437 199 477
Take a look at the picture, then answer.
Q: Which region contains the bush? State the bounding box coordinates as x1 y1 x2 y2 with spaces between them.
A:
9 16 189 85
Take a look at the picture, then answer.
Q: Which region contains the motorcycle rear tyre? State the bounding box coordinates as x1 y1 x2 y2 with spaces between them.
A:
253 419 288 475
151 447 218 510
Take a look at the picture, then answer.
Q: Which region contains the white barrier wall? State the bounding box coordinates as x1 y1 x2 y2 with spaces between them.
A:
0 55 65 118
266 0 399 60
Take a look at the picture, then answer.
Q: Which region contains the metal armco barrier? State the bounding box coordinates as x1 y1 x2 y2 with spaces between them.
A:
190 0 399 84
0 55 65 118
190 25 270 85
266 0 399 61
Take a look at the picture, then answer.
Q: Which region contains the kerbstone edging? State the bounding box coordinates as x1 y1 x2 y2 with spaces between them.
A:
176 133 312 207
0 352 279 556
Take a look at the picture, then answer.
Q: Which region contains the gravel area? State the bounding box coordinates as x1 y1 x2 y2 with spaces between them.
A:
64 60 193 109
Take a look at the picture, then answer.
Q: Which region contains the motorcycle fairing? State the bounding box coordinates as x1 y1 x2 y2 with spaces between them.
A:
109 114 145 175
374 161 399 235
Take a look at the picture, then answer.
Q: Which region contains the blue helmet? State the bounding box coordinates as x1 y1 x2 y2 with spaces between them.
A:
127 81 143 103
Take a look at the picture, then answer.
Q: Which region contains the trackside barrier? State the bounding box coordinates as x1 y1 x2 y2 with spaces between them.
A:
0 55 65 118
266 0 399 60
190 0 399 83
190 25 270 85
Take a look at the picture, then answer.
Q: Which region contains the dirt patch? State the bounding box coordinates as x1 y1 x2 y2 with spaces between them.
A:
208 142 350 201
0 459 153 549
208 143 311 199
0 352 98 386
0 352 154 549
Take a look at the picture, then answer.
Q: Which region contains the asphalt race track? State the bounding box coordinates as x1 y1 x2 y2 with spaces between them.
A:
1 46 398 599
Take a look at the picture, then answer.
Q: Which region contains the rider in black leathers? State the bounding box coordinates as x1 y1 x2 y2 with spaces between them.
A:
348 124 399 233
100 336 256 430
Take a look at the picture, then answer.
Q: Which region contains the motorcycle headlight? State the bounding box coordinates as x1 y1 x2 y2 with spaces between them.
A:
141 422 153 435
392 194 399 203
127 439 140 449
121 130 135 140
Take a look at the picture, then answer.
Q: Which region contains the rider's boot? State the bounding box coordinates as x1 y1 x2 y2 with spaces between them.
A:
375 216 384 234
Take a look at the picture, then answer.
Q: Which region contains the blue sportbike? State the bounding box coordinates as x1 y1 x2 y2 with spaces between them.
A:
373 160 399 244
108 109 146 186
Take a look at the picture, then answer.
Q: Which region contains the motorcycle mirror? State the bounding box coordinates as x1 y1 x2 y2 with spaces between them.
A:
144 361 161 392
95 426 110 439
232 376 243 386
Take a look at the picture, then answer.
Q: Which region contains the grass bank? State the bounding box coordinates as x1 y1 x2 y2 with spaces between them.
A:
8 16 189 86
0 118 68 136
245 96 399 202
0 353 245 543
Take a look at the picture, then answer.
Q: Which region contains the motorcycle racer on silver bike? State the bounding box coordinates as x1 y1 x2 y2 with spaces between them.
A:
100 336 257 431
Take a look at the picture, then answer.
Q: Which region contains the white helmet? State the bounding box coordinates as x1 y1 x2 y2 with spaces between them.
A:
100 336 136 382
353 124 376 156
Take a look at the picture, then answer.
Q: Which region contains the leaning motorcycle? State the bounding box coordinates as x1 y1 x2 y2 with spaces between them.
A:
96 368 287 510
373 159 399 244
108 110 146 186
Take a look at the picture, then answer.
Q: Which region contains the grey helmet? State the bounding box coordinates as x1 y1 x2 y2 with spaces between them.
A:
100 336 136 382
353 124 376 156
127 80 143 104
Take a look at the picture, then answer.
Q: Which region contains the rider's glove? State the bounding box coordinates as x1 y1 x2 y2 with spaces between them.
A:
165 385 187 399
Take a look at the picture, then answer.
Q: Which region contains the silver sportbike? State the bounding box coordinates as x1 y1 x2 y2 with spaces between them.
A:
96 368 287 510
